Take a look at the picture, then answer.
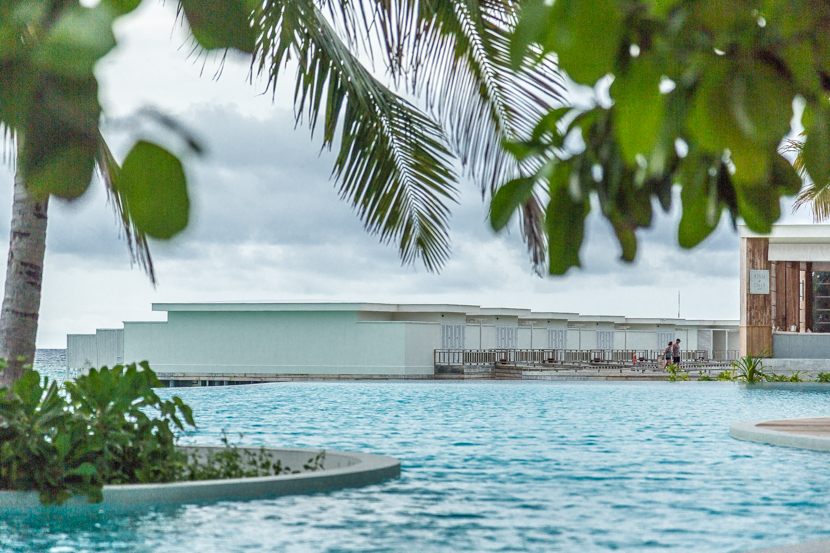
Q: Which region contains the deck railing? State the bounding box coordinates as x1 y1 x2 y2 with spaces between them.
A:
434 348 738 367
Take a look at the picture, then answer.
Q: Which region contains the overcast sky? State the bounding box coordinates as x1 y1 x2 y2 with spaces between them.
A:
2 2 815 348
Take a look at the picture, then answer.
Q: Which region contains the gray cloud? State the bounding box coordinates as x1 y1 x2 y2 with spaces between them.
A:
4 2 805 347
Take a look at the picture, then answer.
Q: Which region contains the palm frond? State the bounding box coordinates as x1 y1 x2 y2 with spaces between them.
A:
321 0 565 271
1 124 15 168
95 131 156 284
783 137 830 223
254 0 458 271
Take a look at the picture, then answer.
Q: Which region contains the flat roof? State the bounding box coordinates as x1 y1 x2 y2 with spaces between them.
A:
739 223 830 243
149 302 738 325
152 302 527 316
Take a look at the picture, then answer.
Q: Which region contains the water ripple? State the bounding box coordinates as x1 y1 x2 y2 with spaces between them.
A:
7 356 830 552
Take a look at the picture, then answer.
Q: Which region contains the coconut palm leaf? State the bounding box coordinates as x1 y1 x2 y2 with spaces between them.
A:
322 0 566 270
1 124 14 167
785 138 830 222
1 122 156 283
254 0 458 271
95 131 156 284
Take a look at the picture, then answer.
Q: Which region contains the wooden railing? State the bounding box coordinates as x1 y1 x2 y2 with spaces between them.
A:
434 349 738 367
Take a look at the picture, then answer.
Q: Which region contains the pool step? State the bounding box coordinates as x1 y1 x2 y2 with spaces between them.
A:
493 365 523 380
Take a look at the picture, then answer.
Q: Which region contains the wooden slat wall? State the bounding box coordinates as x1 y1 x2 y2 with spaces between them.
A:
774 261 787 329
805 263 813 331
744 238 771 326
785 262 799 330
741 238 772 356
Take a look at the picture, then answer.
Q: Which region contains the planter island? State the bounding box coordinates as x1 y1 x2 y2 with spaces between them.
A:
0 446 401 512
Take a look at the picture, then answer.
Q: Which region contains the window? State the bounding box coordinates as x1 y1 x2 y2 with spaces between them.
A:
657 331 675 350
814 271 830 332
496 325 518 348
596 330 614 350
441 324 465 349
547 329 567 349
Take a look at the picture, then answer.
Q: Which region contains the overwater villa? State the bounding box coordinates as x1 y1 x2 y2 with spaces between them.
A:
67 302 738 384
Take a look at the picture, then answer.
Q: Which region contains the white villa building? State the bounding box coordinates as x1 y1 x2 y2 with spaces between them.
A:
67 302 738 383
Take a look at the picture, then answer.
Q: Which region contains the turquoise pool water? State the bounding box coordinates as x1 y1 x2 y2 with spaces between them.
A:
4 351 830 552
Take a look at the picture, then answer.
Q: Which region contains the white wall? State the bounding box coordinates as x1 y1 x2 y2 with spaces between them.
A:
124 310 419 376
405 322 441 375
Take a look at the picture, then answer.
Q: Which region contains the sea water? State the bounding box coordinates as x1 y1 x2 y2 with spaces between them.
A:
4 350 830 552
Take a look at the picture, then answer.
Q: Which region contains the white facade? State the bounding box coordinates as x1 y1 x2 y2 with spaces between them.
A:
67 303 739 376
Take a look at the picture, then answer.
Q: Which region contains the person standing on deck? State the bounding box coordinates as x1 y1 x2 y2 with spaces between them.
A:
672 339 681 367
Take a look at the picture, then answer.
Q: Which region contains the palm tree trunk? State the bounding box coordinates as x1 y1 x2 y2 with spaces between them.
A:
0 170 48 387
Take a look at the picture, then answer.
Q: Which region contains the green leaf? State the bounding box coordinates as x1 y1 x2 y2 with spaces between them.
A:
34 4 116 77
103 0 141 17
611 217 637 262
687 63 767 184
730 61 793 147
12 370 42 408
734 179 779 234
613 56 665 165
678 156 720 248
66 462 98 477
118 141 190 240
648 0 682 16
770 152 802 195
0 61 36 130
782 42 822 94
25 143 95 200
510 0 551 69
546 163 588 274
490 177 535 230
802 103 830 190
542 0 622 84
180 0 256 53
534 109 571 140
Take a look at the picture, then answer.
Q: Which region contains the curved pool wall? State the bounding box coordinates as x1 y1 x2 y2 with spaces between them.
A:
730 420 830 451
0 447 400 513
10 355 830 553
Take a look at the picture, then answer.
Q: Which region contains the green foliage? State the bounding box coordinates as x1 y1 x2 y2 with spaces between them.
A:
0 363 194 505
501 0 826 273
789 371 810 382
0 0 192 242
732 354 768 384
817 372 830 383
118 141 189 240
716 370 734 381
665 363 688 382
697 375 714 381
180 0 256 53
0 362 328 505
184 431 325 480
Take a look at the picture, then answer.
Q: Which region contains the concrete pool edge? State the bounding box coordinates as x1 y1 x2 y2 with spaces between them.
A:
746 538 830 552
729 418 830 451
731 419 830 553
0 446 401 512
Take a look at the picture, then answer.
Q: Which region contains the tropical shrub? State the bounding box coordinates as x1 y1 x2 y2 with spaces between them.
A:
732 354 768 383
716 370 734 381
0 363 326 505
0 363 194 504
817 372 830 383
665 364 689 382
697 375 714 381
183 432 326 481
768 371 809 382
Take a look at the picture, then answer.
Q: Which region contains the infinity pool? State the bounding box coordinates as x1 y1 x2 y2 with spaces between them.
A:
4 351 830 552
